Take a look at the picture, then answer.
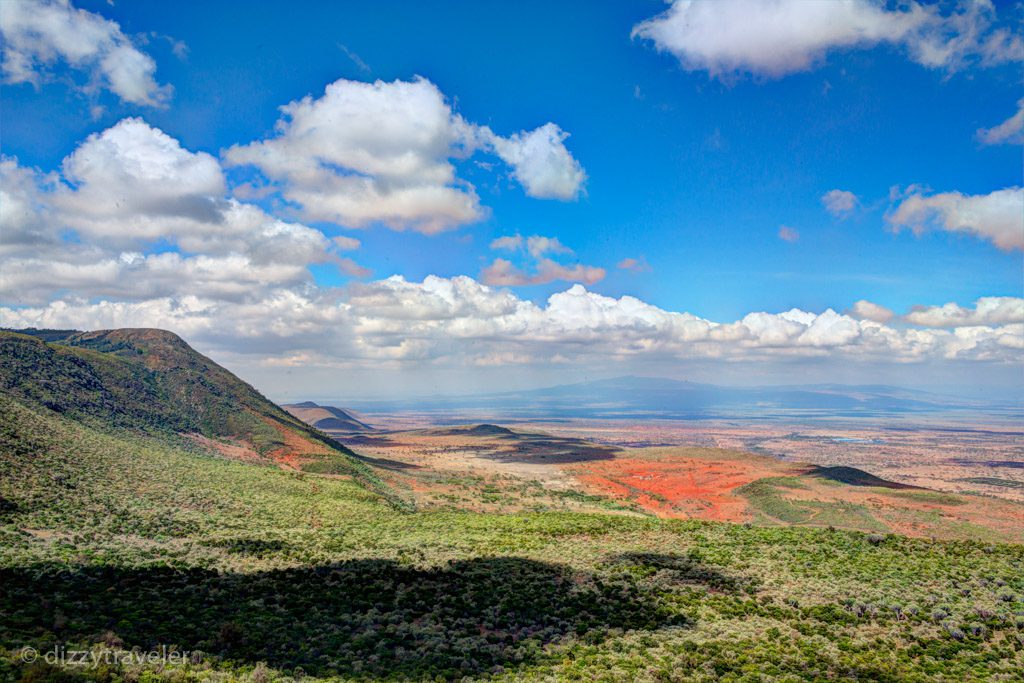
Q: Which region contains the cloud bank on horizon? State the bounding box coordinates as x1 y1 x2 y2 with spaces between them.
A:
1 0 1021 393
3 274 1022 367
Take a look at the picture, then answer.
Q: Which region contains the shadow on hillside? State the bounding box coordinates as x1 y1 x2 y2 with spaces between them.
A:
610 553 755 594
329 433 406 448
487 434 619 464
336 429 619 466
349 452 422 471
397 434 619 465
1 556 691 679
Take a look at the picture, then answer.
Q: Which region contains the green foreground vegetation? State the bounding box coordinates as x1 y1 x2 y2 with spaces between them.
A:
1 329 1023 681
2 396 1024 682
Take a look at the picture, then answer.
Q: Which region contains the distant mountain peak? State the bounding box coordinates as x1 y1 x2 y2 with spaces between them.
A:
282 402 374 432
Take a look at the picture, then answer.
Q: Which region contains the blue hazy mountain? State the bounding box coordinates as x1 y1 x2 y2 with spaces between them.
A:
346 376 1019 420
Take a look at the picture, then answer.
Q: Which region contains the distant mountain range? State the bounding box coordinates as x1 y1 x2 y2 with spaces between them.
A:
282 401 374 432
346 375 1020 420
7 326 1015 425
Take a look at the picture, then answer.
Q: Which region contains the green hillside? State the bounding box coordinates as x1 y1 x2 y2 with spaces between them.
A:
0 329 350 457
0 330 1022 681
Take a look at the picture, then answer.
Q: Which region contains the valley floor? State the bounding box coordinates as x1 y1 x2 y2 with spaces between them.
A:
333 421 1024 544
2 398 1024 681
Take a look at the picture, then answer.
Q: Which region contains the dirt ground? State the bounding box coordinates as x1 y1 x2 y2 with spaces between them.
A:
571 448 791 522
309 419 1024 543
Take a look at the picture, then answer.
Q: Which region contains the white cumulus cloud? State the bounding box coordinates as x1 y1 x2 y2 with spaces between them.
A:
632 0 1022 80
0 119 366 305
224 77 585 234
487 123 586 200
481 235 601 286
850 300 895 323
490 235 524 251
525 235 573 258
904 297 1024 327
887 186 1024 251
0 0 171 106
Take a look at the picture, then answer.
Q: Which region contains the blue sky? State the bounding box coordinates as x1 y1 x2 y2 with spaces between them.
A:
1 0 1022 397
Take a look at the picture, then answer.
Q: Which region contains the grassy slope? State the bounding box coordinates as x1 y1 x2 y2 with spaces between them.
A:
0 329 407 515
0 329 349 457
1 396 1023 682
737 477 892 532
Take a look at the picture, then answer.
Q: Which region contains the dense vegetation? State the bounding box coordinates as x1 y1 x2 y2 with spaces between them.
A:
0 329 350 457
1 330 1023 681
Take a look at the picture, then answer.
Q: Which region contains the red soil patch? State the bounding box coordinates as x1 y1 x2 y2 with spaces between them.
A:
187 417 335 472
263 416 332 470
575 455 778 522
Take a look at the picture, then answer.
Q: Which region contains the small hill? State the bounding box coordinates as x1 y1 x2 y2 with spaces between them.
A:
0 328 364 468
466 423 514 436
431 423 515 437
805 465 918 489
282 402 374 432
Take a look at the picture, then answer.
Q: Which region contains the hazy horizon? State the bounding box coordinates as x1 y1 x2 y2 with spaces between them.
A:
260 367 1024 407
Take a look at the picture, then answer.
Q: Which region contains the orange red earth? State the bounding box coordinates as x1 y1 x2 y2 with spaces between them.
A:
188 415 333 471
573 451 785 522
569 447 1024 542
